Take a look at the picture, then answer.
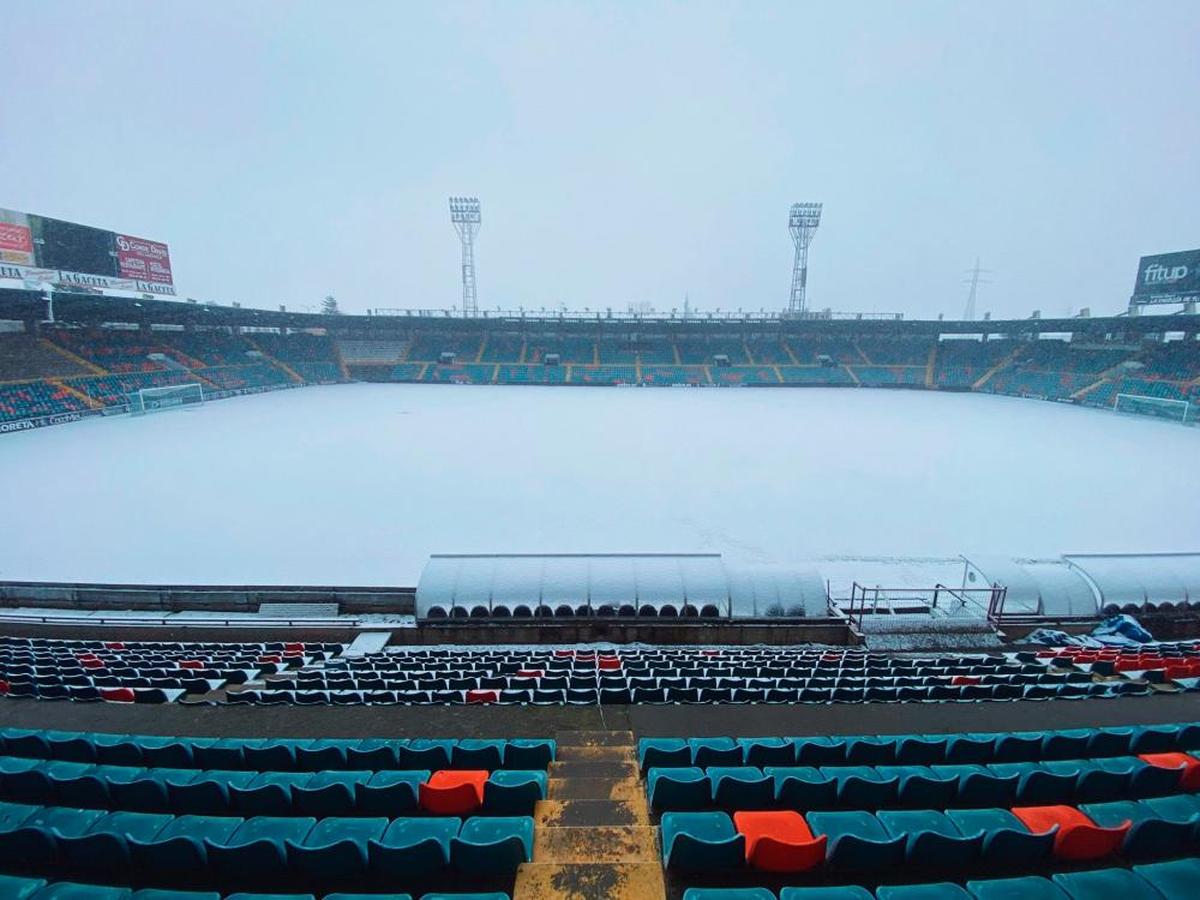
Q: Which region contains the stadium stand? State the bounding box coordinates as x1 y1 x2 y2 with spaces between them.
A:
0 381 92 423
933 339 1018 389
0 335 91 382
248 333 342 383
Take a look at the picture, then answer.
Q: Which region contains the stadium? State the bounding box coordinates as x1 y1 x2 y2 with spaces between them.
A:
4 5 1200 900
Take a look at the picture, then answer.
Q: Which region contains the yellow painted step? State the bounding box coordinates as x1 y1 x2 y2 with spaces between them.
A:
547 777 642 802
534 799 650 827
557 730 635 747
534 825 659 863
558 745 637 763
513 861 665 900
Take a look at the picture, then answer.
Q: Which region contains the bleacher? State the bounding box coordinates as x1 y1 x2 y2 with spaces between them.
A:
423 364 495 385
480 334 524 363
642 366 706 385
571 365 638 385
0 727 549 899
778 367 852 385
934 340 1016 389
0 335 90 382
0 381 91 423
649 722 1200 900
66 372 200 407
711 366 778 385
335 339 411 364
522 337 594 364
47 329 185 374
677 337 749 365
407 333 483 363
198 363 294 391
853 366 926 387
494 364 566 384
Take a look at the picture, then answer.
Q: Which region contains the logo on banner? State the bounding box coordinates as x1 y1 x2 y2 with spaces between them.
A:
1143 263 1189 286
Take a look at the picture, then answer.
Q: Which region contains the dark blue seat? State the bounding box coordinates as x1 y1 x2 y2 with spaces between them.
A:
1081 799 1196 860
129 815 242 886
648 768 710 811
821 766 897 808
878 809 983 869
1133 857 1200 900
767 767 837 810
286 816 386 886
710 767 773 809
450 816 533 875
945 807 1054 867
878 766 957 809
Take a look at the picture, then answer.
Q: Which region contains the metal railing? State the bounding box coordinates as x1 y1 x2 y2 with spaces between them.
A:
843 582 1007 630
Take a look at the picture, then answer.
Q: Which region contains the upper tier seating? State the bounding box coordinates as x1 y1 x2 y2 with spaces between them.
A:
155 332 256 367
0 638 340 704
47 330 194 374
934 340 1017 389
0 336 90 381
407 334 483 362
336 339 412 364
220 646 1161 706
854 337 934 366
479 334 524 362
522 337 594 364
677 337 750 364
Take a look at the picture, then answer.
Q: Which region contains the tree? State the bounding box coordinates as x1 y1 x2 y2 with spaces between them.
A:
322 295 340 315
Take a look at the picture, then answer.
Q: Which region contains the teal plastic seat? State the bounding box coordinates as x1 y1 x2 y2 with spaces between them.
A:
944 807 1055 868
820 765 898 808
638 738 689 771
930 765 1017 807
224 895 314 900
356 770 427 816
451 816 533 874
877 885 971 900
483 770 546 814
709 767 772 809
1052 867 1164 900
398 740 454 771
19 805 104 836
1140 793 1200 822
689 737 742 768
965 875 1068 900
205 816 316 890
0 801 37 830
0 873 45 900
58 810 172 879
877 808 982 868
30 885 131 900
806 810 905 872
1081 799 1195 860
765 767 837 809
169 770 257 815
506 738 555 769
130 814 243 884
1133 857 1200 900
0 757 45 774
243 739 311 772
326 895 412 900
418 894 508 900
896 735 948 765
660 811 744 872
292 771 370 817
683 890 776 900
877 766 957 808
737 737 794 767
779 888 873 899
286 816 387 885
369 816 459 880
452 739 505 770
131 892 221 900
647 768 710 811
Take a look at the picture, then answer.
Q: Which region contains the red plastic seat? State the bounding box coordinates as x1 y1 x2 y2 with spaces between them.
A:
516 669 544 678
100 687 136 703
466 689 499 704
0 680 9 695
420 770 488 814
951 675 981 686
178 660 205 670
733 810 827 872
598 658 622 671
1011 805 1129 860
81 658 105 670
103 642 125 650
1139 752 1200 790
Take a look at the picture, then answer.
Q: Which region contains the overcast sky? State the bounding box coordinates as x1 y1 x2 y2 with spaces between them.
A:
3 1 1197 319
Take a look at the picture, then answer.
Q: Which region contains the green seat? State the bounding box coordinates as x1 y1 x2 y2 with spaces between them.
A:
0 873 46 900
966 875 1069 900
1133 858 1200 900
451 815 533 874
1052 867 1165 900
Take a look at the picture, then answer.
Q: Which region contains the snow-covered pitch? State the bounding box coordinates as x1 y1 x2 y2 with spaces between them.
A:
2 383 1197 586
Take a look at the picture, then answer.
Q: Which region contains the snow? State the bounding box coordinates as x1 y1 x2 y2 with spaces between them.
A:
1 383 1197 586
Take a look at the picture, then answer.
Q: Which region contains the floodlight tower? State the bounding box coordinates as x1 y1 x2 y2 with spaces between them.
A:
788 202 822 316
449 196 481 317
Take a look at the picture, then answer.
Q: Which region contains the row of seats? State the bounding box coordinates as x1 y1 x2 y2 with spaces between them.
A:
0 731 556 772
0 802 531 891
638 726 1200 769
660 799 1200 872
679 855 1199 899
2 876 508 900
0 759 547 817
646 755 1195 811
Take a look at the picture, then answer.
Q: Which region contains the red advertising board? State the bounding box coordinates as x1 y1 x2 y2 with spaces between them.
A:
0 221 33 264
116 233 174 284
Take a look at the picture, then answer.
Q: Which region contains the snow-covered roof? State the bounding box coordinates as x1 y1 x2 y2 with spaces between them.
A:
1065 553 1200 609
967 556 1098 617
416 553 732 618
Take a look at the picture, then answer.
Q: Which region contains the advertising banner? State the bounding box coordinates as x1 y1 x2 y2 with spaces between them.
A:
1132 249 1200 304
116 233 174 285
0 209 35 266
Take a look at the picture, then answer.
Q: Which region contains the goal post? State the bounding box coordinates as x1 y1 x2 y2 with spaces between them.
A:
127 382 205 416
1113 392 1191 424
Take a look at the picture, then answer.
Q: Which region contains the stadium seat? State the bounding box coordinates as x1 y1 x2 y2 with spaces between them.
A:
450 816 532 874
1011 805 1130 861
368 816 459 880
420 771 488 814
661 811 746 871
876 808 983 868
965 876 1068 900
876 885 972 900
779 888 873 900
683 891 775 900
732 810 826 872
805 810 905 872
1051 867 1165 900
1132 857 1200 900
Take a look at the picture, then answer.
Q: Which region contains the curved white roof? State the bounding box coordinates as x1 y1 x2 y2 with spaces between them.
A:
968 556 1098 617
1066 553 1200 608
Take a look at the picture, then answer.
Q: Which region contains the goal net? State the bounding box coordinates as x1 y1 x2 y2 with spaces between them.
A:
1113 392 1192 424
127 382 205 416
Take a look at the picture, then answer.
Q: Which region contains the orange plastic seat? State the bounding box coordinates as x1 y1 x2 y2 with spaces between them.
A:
733 810 827 872
1011 805 1129 861
420 769 488 814
1139 752 1200 790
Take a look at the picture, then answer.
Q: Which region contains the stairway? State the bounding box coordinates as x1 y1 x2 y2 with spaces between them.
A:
513 730 665 900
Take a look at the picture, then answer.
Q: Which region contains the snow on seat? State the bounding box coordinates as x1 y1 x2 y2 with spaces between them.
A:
733 810 827 872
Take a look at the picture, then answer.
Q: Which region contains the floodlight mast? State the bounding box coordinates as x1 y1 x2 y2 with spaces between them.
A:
788 202 822 316
449 197 481 317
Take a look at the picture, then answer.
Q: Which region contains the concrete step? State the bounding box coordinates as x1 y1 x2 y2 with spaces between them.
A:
513 861 665 900
535 799 650 827
534 825 659 863
557 744 637 763
550 760 638 780
547 777 642 802
557 730 635 748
